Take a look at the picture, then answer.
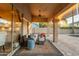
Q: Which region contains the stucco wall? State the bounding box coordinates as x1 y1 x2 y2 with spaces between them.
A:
32 28 53 34
32 28 79 34
59 29 79 34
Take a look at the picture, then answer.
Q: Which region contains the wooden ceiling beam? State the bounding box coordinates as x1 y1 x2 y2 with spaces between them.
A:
55 4 75 19
32 16 48 22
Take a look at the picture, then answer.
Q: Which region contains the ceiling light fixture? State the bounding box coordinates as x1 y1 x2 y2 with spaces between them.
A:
38 9 41 17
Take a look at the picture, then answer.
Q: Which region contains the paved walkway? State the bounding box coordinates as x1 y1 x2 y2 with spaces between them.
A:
51 34 79 56
13 41 63 56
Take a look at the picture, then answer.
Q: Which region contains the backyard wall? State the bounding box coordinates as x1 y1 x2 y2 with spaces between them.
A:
59 28 79 34
32 28 79 34
32 28 53 34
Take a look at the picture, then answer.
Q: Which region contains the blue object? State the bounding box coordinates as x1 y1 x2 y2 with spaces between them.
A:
27 39 35 49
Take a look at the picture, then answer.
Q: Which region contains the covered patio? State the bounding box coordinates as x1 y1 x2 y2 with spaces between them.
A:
0 3 79 56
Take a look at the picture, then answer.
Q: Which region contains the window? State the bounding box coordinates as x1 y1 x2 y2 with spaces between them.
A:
66 17 72 24
74 14 79 23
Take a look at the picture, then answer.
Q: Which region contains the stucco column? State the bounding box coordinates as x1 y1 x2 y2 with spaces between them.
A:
29 22 32 34
21 14 24 36
53 18 59 42
27 22 29 35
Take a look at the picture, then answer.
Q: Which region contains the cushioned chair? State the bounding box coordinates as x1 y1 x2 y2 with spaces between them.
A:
0 31 7 51
36 34 46 45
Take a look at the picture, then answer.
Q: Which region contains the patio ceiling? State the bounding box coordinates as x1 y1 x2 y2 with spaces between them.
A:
0 3 21 22
29 3 69 18
30 3 71 22
14 3 70 22
0 3 74 22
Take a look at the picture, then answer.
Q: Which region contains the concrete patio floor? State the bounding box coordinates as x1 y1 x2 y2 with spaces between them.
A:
51 34 79 56
13 41 63 56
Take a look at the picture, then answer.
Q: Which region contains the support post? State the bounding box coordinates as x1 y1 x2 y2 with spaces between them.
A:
53 18 58 42
71 10 75 34
27 22 29 35
19 14 24 47
11 3 14 53
21 14 24 37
